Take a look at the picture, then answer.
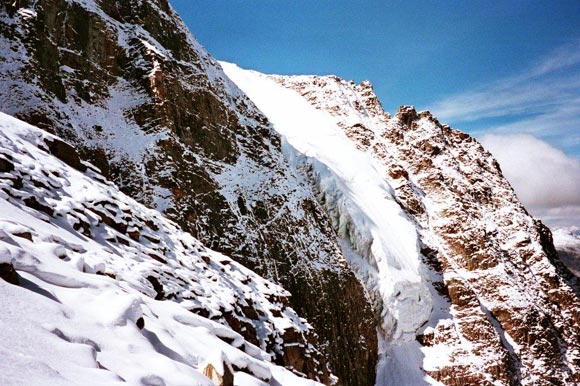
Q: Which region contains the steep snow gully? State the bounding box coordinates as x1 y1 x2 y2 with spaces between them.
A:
222 63 436 385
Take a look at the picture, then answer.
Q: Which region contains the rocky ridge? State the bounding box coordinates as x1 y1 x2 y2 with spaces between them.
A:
0 1 376 384
270 74 580 385
220 63 436 384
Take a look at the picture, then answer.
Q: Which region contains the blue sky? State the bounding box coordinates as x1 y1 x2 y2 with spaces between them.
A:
170 0 580 226
170 0 579 155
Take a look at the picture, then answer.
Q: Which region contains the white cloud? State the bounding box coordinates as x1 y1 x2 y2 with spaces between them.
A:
533 206 580 229
481 134 580 227
524 42 580 80
431 75 580 123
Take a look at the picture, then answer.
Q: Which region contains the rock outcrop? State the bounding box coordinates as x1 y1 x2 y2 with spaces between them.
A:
271 74 580 385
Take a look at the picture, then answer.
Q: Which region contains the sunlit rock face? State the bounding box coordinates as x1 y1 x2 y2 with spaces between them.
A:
0 1 378 385
269 74 580 385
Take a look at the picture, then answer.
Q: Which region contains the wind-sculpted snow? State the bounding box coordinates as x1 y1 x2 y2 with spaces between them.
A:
268 74 580 385
0 112 324 386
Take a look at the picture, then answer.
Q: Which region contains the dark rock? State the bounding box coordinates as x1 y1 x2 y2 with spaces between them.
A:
222 310 259 347
189 307 210 318
147 253 167 264
0 157 15 173
146 275 165 300
397 105 418 126
23 196 54 216
0 262 19 285
128 230 140 241
13 231 33 241
44 138 87 172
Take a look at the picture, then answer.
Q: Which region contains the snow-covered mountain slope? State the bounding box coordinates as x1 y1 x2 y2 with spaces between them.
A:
4 1 580 385
554 227 580 277
0 112 327 386
0 2 377 384
222 65 580 385
221 63 436 385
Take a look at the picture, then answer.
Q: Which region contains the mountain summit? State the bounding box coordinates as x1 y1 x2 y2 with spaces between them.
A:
222 64 580 385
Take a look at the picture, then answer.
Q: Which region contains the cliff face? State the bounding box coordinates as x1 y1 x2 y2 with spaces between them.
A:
265 74 580 385
0 1 377 385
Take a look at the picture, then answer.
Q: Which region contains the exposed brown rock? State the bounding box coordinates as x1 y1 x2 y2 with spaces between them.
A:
203 362 234 386
0 157 15 173
146 275 165 301
44 137 87 172
275 75 580 385
12 231 33 241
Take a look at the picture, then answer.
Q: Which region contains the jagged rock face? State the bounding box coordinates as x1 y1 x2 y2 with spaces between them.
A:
273 75 580 385
0 1 377 384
